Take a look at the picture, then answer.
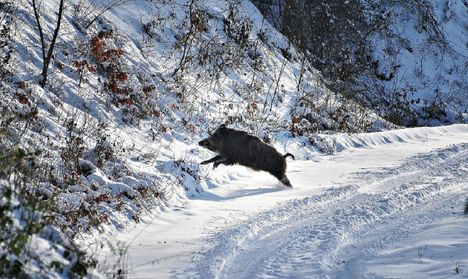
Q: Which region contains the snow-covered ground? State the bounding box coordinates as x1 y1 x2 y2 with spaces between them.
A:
2 0 467 277
100 124 468 278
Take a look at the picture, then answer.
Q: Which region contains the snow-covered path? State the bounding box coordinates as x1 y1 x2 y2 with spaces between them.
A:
112 125 468 278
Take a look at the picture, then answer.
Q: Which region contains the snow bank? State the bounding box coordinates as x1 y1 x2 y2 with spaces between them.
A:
333 124 468 152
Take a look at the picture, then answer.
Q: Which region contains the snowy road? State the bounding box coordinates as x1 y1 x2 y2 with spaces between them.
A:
112 125 468 278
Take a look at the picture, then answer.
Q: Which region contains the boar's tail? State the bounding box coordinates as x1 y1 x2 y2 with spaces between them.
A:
283 153 295 160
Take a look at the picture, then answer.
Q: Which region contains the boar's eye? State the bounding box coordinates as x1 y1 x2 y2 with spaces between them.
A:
219 124 226 129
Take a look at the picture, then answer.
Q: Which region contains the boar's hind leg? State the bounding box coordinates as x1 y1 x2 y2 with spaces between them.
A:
201 155 223 165
280 176 292 187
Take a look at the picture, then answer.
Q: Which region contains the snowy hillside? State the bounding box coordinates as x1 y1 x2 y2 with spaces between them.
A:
252 0 468 126
364 0 468 125
0 0 467 278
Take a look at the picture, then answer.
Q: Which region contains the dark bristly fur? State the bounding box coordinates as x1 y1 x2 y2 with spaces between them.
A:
199 124 294 187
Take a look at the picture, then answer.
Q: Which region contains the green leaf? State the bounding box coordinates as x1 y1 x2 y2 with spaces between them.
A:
11 234 29 255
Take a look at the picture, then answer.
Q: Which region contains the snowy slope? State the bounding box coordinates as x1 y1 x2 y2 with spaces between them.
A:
103 124 468 278
365 0 468 125
251 0 468 126
4 0 392 238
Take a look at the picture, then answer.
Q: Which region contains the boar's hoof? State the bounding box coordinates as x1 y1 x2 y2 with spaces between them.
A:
280 176 292 187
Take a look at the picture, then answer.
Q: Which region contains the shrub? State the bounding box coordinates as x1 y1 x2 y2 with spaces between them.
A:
90 30 133 105
72 59 96 87
60 118 86 185
0 148 96 277
0 1 14 80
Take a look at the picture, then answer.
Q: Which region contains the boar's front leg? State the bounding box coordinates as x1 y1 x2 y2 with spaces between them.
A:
201 155 233 169
201 155 223 165
213 158 234 169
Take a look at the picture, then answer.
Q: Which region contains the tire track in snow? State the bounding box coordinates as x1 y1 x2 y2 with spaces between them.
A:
187 143 468 279
174 185 358 279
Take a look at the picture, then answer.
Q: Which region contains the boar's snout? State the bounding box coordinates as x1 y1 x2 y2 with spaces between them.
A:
199 139 209 147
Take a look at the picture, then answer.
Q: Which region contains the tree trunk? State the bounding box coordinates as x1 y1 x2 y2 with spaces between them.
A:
32 0 65 88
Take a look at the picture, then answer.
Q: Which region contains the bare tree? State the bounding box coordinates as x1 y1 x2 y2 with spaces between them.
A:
172 0 197 77
31 0 64 88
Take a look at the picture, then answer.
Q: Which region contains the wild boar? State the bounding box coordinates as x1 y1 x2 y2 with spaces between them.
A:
199 124 295 187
